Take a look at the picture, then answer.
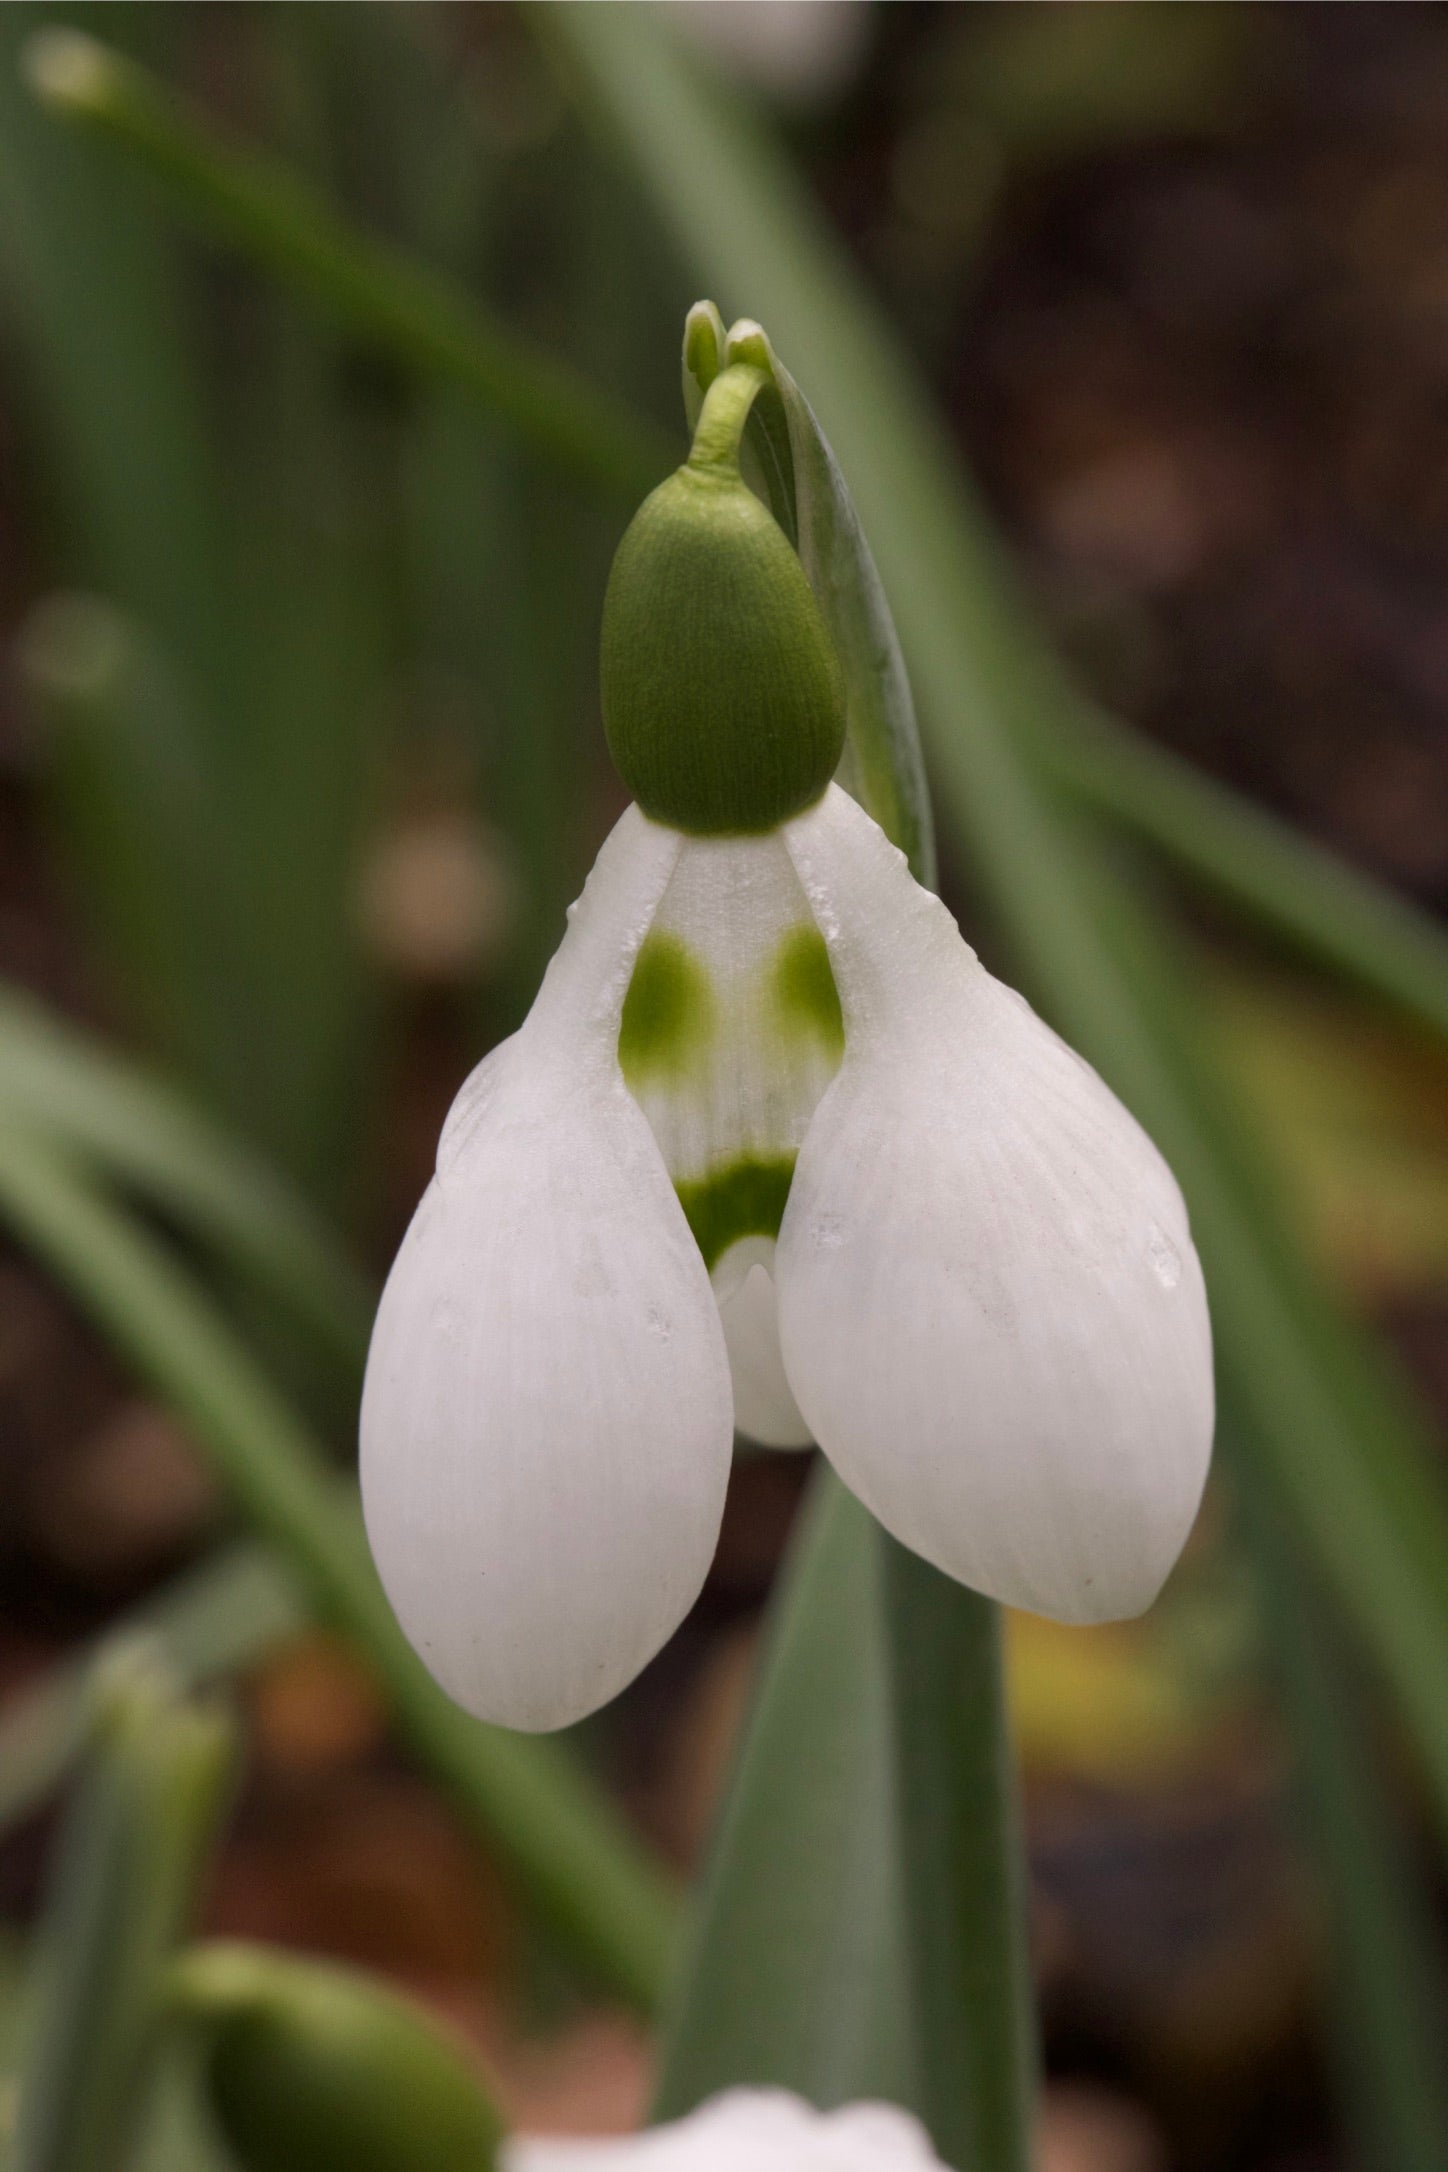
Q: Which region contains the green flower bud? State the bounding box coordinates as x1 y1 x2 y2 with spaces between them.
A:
601 365 844 836
171 1943 503 2172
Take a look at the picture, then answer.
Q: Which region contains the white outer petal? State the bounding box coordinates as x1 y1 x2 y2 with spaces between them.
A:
778 786 1214 1624
503 2090 943 2171
360 807 734 1731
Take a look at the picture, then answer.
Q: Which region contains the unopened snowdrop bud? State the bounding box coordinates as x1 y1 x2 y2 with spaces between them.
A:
601 363 845 834
505 2089 946 2172
171 1943 503 2172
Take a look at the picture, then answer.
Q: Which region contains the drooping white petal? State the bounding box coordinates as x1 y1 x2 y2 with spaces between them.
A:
777 786 1214 1624
360 807 734 1732
503 2089 943 2171
714 1238 814 1449
615 828 841 1445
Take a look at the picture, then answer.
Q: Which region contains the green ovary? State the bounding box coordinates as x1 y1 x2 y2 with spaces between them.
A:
618 931 714 1086
771 924 844 1061
673 1155 798 1272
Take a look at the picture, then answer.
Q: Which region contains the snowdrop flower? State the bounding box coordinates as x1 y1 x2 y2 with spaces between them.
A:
361 361 1214 1732
504 2090 945 2172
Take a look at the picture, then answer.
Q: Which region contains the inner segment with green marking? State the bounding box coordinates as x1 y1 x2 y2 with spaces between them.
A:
617 831 845 1272
618 931 714 1085
674 1155 798 1274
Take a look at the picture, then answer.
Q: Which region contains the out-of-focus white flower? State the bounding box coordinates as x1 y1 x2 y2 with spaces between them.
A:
360 353 1215 1733
503 2090 946 2172
666 2 872 108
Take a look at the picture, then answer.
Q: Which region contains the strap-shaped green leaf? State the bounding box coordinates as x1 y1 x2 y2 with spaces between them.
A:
13 1645 235 2172
0 980 371 1375
0 1543 300 1840
1230 1427 1448 2172
654 1475 920 2117
0 1126 679 2014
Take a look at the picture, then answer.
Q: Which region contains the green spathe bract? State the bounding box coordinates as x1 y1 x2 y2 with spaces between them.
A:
601 455 845 835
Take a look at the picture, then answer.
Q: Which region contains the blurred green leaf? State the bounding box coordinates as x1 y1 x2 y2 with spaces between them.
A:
2 16 387 1211
13 1643 235 2172
33 19 1448 1056
21 22 670 498
18 596 229 1093
0 1125 678 2012
1232 1435 1448 2172
0 1543 301 1840
0 979 371 1376
1045 715 1448 1049
655 1476 920 2117
877 1545 1036 2172
541 1 1448 1853
0 7 231 701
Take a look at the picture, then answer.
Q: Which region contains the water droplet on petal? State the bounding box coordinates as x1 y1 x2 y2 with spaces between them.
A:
1146 1222 1182 1290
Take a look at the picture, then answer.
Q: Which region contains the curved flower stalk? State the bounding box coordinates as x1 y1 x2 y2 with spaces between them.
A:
504 2090 945 2171
361 352 1214 1732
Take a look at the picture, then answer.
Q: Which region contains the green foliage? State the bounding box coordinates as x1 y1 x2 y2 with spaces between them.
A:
0 1122 679 2014
13 1646 235 2172
655 1478 920 2115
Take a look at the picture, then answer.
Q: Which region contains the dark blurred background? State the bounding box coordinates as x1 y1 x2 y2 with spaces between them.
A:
0 8 1444 2170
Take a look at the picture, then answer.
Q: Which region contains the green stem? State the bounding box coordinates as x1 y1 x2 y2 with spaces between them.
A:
653 1474 920 2115
878 1547 1036 2172
0 1126 679 2012
686 362 769 478
21 25 670 500
13 1644 235 2172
